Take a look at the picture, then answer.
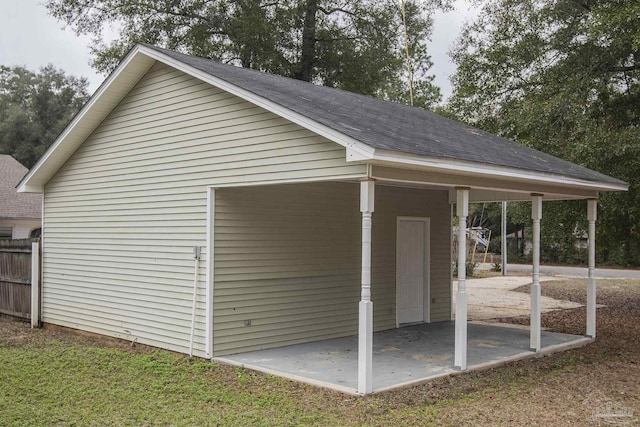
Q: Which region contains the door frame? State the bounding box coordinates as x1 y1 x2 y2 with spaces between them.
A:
395 216 431 327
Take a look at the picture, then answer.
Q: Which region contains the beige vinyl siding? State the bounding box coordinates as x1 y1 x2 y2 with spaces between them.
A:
213 183 360 356
42 61 366 357
214 182 451 356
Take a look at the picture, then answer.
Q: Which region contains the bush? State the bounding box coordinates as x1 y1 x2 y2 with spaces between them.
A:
466 261 478 277
453 261 478 277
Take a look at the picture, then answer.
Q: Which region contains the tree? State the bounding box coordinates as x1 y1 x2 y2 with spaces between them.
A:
0 65 89 168
448 0 640 265
45 0 451 109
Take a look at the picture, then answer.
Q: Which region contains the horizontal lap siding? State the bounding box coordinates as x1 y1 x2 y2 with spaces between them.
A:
213 183 361 355
42 62 366 357
214 183 451 356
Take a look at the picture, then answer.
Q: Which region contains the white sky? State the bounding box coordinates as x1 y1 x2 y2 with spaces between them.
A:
0 0 478 100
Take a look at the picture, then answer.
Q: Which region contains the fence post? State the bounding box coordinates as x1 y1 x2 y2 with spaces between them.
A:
31 241 40 328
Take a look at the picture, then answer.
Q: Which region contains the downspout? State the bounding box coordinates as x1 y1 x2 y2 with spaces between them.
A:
189 246 201 357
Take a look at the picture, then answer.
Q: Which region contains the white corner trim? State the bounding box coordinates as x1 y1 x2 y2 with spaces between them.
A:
136 46 376 160
205 187 215 359
371 150 628 192
347 145 374 162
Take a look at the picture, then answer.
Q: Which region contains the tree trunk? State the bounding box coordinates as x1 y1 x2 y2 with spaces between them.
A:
293 0 317 82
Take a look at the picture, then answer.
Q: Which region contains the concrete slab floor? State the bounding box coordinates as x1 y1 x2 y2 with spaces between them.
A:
216 322 591 394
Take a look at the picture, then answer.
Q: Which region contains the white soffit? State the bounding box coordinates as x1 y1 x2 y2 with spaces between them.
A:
370 149 628 194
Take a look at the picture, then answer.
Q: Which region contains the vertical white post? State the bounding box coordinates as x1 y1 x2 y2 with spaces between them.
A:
205 188 215 358
30 241 40 328
530 194 543 352
455 187 469 370
358 179 375 394
502 201 508 275
586 199 597 338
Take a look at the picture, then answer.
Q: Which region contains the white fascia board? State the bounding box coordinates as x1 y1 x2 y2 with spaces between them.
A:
17 184 45 194
17 46 155 193
205 173 366 189
371 149 629 193
137 46 376 161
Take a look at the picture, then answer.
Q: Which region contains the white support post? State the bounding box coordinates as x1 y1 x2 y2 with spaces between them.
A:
502 201 508 275
205 188 216 359
358 179 375 394
530 194 543 352
455 187 469 371
30 241 40 328
586 199 597 338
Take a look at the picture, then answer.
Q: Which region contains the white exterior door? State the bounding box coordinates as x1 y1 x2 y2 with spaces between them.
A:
396 217 430 325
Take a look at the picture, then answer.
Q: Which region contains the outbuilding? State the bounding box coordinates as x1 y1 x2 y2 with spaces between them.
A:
18 45 627 394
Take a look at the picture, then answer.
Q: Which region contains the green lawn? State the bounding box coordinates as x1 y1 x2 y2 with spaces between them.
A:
0 337 340 426
1 279 638 426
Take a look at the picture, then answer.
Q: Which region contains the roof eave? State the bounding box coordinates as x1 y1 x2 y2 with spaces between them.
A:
17 45 157 193
368 149 629 194
18 44 376 193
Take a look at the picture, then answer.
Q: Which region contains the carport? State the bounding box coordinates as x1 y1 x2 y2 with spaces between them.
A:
17 45 629 396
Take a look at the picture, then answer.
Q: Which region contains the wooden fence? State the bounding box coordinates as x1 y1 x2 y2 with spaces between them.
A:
0 238 39 320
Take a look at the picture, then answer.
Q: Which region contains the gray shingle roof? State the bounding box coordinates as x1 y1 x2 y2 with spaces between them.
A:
0 155 41 219
147 45 624 185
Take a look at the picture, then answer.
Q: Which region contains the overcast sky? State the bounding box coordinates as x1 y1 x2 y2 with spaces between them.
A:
0 0 478 100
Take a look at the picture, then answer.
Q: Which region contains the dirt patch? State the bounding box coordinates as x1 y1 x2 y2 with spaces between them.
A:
362 278 640 426
458 275 583 321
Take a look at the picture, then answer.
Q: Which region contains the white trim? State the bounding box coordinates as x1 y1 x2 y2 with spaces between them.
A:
40 186 45 320
17 45 154 193
371 150 628 193
586 199 597 338
205 188 216 358
204 174 366 189
454 188 469 371
530 195 543 352
358 179 375 395
371 175 596 201
30 241 40 328
450 203 455 321
395 217 431 327
138 46 376 161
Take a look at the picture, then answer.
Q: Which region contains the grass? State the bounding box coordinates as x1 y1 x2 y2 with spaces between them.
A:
0 336 336 426
1 279 639 426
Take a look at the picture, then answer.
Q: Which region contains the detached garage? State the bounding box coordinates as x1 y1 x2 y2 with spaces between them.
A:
18 45 626 394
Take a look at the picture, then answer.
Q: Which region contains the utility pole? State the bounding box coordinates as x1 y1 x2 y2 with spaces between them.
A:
400 0 414 106
502 201 507 275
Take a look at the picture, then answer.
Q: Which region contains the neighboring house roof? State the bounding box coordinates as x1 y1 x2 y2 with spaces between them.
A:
17 44 628 193
0 155 41 219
